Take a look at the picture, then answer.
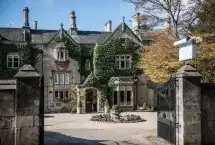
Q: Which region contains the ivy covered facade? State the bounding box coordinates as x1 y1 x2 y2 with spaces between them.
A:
0 7 155 113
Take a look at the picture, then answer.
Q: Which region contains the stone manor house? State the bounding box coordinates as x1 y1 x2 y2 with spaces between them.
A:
0 7 155 113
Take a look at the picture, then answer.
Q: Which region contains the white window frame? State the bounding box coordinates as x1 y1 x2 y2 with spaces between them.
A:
7 53 20 68
115 55 132 70
54 74 59 84
85 59 91 70
64 73 70 84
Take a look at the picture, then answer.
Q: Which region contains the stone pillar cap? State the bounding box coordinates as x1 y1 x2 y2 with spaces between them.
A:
176 65 201 77
14 64 41 78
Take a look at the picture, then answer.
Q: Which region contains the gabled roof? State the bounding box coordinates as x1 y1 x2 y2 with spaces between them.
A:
102 22 144 47
0 28 24 42
46 27 78 45
0 34 9 41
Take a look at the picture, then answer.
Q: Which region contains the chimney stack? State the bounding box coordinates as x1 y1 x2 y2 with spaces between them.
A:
33 21 37 29
132 13 141 30
104 20 112 32
23 7 29 27
70 10 77 35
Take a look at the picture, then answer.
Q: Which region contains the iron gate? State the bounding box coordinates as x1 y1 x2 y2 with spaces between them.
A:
157 77 177 144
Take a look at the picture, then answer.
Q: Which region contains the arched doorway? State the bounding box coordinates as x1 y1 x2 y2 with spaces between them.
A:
85 88 97 113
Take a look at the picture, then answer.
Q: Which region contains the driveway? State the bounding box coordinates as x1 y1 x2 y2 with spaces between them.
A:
44 112 169 145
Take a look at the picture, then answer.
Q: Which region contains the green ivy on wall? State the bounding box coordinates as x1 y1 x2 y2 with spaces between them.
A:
83 37 142 105
64 39 93 78
0 43 39 78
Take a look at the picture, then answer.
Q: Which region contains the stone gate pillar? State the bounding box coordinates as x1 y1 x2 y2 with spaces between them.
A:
14 65 43 145
175 65 202 145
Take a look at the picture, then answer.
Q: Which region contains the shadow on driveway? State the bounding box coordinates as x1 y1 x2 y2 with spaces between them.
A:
44 131 107 145
44 115 54 118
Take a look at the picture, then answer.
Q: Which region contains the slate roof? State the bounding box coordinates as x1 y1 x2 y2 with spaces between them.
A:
0 28 24 42
0 23 146 45
31 29 57 44
29 29 111 44
71 31 111 44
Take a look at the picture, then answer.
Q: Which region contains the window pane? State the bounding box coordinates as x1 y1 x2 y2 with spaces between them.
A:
59 74 64 84
114 91 117 105
65 91 68 99
7 56 12 62
60 51 64 59
126 60 131 69
14 55 19 59
120 55 125 59
127 91 131 105
54 74 58 84
60 91 64 100
126 55 131 59
8 62 13 68
120 61 125 69
65 74 69 84
120 91 124 105
14 62 19 68
55 91 58 98
115 60 119 68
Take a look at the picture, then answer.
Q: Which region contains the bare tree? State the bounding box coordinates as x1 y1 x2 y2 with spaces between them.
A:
125 0 200 38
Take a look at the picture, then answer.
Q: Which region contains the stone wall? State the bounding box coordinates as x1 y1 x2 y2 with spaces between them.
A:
0 80 16 145
0 65 43 145
201 83 215 145
16 78 41 145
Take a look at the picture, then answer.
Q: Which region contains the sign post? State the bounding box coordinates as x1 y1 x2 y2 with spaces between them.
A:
173 37 202 62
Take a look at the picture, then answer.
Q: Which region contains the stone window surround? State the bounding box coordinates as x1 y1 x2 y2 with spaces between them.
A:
57 49 68 61
112 85 133 106
54 73 70 85
54 90 69 100
7 53 20 68
115 55 132 70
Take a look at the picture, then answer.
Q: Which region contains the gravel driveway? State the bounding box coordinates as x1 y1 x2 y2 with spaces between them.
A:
44 112 170 145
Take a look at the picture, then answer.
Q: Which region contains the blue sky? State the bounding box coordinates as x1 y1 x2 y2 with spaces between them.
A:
0 0 137 31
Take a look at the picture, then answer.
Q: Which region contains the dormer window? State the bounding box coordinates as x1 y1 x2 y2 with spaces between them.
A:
57 49 68 61
7 53 20 68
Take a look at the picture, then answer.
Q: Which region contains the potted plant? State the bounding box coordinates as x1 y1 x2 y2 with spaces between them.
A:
77 101 82 114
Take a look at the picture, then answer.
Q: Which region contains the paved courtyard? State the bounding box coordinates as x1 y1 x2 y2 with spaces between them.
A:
44 112 169 145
